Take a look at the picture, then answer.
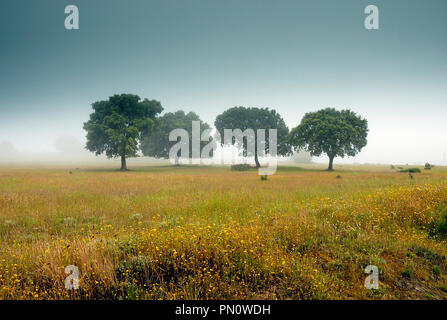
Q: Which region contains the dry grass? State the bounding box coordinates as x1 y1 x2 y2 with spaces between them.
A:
0 164 447 299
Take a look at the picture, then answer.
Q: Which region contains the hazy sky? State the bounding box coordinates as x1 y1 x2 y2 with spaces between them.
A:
1 0 446 164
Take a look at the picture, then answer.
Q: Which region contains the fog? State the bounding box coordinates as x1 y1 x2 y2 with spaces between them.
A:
0 136 103 164
1 124 445 167
1 1 446 167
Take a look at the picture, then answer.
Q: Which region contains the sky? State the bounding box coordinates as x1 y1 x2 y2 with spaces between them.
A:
0 0 446 164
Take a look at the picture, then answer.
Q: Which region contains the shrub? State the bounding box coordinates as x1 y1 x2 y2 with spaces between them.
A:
401 268 412 278
424 163 434 170
399 168 421 173
260 175 268 181
230 164 252 171
432 266 441 276
428 209 447 239
435 209 447 236
116 255 153 285
414 246 437 262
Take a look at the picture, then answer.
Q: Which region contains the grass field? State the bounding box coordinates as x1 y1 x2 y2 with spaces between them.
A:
1 164 447 300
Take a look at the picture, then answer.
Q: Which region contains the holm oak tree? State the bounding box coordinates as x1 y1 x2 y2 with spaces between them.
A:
83 94 163 171
214 107 291 168
288 108 368 170
140 110 212 165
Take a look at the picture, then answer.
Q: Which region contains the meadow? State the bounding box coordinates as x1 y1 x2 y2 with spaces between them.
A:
0 164 447 300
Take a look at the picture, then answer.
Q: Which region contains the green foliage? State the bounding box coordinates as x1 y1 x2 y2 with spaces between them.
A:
230 164 252 171
214 106 292 167
141 110 212 161
366 287 384 299
414 246 437 262
427 209 447 240
399 168 421 173
432 265 441 276
260 175 268 181
435 209 447 236
288 108 368 170
116 255 153 285
83 94 163 170
425 163 434 170
401 268 412 278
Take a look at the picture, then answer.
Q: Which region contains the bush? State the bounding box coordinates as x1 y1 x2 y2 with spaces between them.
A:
116 255 153 285
230 164 252 171
424 163 434 170
435 209 447 236
260 175 268 181
414 246 437 262
399 168 421 173
428 209 447 239
401 268 412 278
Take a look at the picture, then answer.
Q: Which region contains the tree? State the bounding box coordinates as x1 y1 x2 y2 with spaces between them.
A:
140 110 212 165
288 108 368 171
214 107 291 168
83 94 163 171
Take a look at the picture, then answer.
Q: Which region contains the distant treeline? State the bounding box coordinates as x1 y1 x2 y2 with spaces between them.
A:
83 94 368 171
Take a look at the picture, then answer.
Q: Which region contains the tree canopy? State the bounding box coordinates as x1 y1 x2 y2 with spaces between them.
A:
140 110 212 165
83 94 163 171
288 108 368 170
214 106 291 167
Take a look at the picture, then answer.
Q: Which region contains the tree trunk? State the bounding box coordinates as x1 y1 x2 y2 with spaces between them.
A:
254 152 261 168
328 155 334 171
174 154 179 166
120 155 127 171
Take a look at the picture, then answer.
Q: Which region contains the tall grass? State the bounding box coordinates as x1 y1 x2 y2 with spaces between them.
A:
0 166 446 299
